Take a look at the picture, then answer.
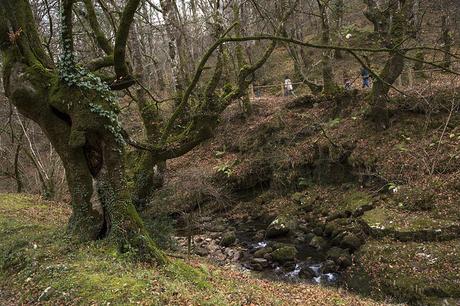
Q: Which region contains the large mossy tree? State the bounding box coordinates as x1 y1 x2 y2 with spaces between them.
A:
0 0 283 262
0 0 169 263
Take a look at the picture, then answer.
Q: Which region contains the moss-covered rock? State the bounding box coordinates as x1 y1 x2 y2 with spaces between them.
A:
271 245 297 263
327 247 352 269
362 206 460 241
220 232 236 247
340 233 363 251
254 247 273 258
341 190 373 212
266 215 296 238
309 235 328 251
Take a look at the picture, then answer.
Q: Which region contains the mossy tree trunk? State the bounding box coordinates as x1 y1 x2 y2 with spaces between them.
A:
440 14 452 69
233 0 252 115
332 0 344 59
368 52 405 129
363 0 414 129
130 24 165 209
317 0 338 95
0 0 167 263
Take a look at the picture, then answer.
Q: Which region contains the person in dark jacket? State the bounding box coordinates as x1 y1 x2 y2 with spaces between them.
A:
361 67 370 88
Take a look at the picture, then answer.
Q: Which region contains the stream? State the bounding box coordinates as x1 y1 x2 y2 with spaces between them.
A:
175 219 341 286
240 240 339 285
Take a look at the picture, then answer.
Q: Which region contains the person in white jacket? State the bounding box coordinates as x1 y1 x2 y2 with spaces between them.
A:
284 76 294 96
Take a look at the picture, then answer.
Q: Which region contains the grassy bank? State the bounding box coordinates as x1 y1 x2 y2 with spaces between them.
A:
0 193 383 305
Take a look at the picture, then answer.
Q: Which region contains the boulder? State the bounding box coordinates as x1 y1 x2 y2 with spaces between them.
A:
309 235 328 251
271 245 297 263
251 263 264 271
337 254 352 269
327 247 352 269
220 231 236 247
304 232 316 244
299 264 316 279
312 226 324 236
231 250 242 262
251 258 269 268
331 231 347 246
321 260 337 274
326 247 348 261
324 222 339 237
340 233 363 251
294 234 306 244
266 215 296 238
194 246 209 257
283 261 297 271
254 247 273 258
253 230 265 241
263 252 273 261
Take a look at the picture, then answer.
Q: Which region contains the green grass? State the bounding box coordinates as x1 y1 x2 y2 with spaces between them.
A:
0 193 382 305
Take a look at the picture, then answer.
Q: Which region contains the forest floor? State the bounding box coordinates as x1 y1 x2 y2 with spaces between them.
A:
0 193 385 305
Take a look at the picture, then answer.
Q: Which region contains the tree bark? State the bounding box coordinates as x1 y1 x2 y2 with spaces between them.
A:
368 52 405 129
1 0 167 263
233 0 252 115
131 24 165 208
160 0 185 95
362 0 414 129
441 14 452 69
317 0 337 94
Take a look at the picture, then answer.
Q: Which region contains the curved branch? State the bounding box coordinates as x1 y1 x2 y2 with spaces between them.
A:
83 0 113 55
62 0 75 56
113 0 140 79
123 123 213 160
85 55 114 71
0 0 54 68
402 53 460 76
159 23 238 143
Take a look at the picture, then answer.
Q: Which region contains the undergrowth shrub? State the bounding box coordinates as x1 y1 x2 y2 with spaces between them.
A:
143 215 177 250
393 186 434 211
149 167 233 215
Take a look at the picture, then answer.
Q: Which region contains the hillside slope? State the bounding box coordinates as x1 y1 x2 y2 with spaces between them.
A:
150 88 460 305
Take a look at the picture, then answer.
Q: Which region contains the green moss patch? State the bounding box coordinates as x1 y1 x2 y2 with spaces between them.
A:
362 206 458 232
342 190 373 211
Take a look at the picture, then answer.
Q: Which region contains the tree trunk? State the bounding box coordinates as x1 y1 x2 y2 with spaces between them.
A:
317 0 337 95
130 24 166 209
3 58 167 262
332 0 344 59
233 0 252 115
1 0 169 263
363 0 412 129
14 143 23 193
94 135 166 262
441 14 452 69
160 0 185 96
368 52 405 129
64 147 105 241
